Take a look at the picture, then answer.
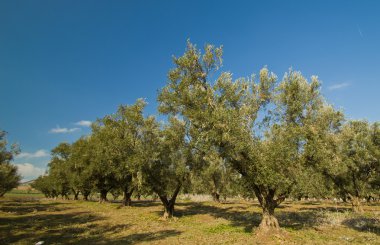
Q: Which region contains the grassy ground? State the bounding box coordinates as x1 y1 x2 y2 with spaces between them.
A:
0 193 379 244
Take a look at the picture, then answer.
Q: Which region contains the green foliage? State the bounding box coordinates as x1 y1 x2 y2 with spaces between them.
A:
30 41 379 229
141 117 191 195
191 150 240 201
69 137 94 199
325 120 380 204
140 116 192 217
157 42 344 228
32 175 58 198
48 142 72 198
0 130 21 197
92 99 147 204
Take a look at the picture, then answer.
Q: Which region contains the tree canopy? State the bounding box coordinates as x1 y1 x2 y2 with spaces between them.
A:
0 130 21 197
30 41 380 234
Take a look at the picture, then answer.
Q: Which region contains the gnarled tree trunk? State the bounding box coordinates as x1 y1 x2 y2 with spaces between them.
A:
253 185 288 232
211 175 221 203
73 189 80 200
157 183 182 219
99 190 108 203
259 202 279 231
163 201 175 219
212 192 220 203
350 196 363 213
82 190 90 201
123 188 134 206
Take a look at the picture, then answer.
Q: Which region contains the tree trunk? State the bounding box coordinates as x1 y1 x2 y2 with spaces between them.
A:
157 183 182 219
366 195 373 203
137 193 141 201
99 190 108 203
73 191 79 200
82 190 90 201
342 195 347 203
259 204 279 231
163 202 175 219
122 188 134 206
253 186 287 233
211 176 221 203
351 196 363 213
212 192 220 203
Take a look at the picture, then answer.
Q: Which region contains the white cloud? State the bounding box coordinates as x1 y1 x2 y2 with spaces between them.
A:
16 149 49 159
75 120 92 127
328 83 350 91
50 126 80 134
15 163 46 181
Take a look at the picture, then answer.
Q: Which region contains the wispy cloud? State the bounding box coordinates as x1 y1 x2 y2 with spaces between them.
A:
16 149 49 159
328 83 350 91
75 120 92 127
15 163 46 181
49 126 80 134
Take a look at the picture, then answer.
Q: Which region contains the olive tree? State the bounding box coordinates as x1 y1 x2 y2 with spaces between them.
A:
95 99 146 206
191 150 237 202
69 137 94 200
0 130 21 197
325 120 380 212
158 42 342 231
140 117 191 219
32 175 59 198
48 142 72 199
89 125 118 203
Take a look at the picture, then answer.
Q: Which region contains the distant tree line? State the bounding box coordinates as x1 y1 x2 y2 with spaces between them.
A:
16 42 380 232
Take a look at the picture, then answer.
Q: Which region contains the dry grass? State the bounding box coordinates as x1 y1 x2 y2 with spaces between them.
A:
0 195 379 244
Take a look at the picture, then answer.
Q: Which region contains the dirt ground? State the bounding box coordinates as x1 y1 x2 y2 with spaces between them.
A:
1 195 379 244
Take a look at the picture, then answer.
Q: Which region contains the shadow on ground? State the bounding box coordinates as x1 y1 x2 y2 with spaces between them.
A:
342 217 380 236
104 230 182 244
0 200 65 215
172 201 379 235
0 198 181 244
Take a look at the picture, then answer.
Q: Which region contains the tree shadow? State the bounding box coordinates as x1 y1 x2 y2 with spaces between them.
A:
175 201 324 232
299 206 352 213
0 198 182 244
0 210 104 244
342 217 380 236
175 202 260 232
0 200 65 215
105 230 182 244
129 200 161 208
277 211 322 230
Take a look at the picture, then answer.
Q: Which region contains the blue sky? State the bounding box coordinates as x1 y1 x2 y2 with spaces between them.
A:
1 0 379 181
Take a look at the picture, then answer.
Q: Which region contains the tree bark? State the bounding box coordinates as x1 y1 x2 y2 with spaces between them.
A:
351 196 363 213
157 183 182 219
99 190 108 203
253 185 286 232
212 192 220 203
366 195 373 203
211 175 221 203
163 202 175 219
73 190 79 200
122 188 134 206
82 190 90 201
259 203 279 231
